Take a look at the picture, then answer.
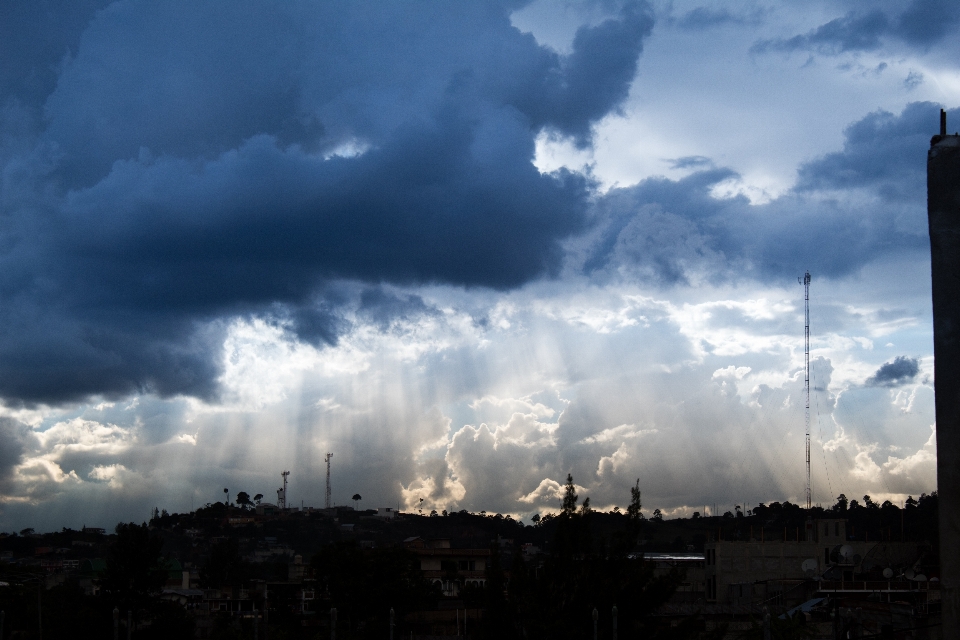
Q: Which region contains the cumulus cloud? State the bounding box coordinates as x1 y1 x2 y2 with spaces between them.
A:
865 356 920 387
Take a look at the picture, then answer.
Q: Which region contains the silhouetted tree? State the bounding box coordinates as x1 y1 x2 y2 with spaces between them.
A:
626 479 644 548
561 473 578 515
832 493 848 513
236 491 252 509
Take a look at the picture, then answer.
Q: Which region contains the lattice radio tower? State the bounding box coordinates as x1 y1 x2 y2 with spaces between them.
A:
801 271 811 510
280 470 290 509
325 453 333 509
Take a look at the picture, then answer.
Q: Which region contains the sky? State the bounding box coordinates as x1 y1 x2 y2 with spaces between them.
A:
0 0 957 532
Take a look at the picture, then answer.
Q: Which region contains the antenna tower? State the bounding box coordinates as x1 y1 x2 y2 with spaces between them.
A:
325 453 333 509
281 470 290 510
801 271 811 510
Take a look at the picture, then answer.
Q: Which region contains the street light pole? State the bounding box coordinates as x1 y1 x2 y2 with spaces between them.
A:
592 607 598 640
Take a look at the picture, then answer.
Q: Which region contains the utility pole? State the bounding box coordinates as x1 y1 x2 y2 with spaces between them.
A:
325 453 333 509
928 107 960 638
801 270 812 510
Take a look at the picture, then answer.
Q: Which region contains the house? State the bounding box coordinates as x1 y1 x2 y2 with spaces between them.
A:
404 538 490 597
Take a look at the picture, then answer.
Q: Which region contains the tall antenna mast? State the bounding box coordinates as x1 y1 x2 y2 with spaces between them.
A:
325 453 333 509
802 271 812 510
281 470 290 510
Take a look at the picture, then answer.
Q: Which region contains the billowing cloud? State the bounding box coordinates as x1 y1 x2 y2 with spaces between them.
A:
866 356 920 387
577 102 954 286
0 0 654 405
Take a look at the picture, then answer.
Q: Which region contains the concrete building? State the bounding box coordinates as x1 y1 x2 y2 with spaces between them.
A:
928 107 960 638
641 551 706 602
704 519 924 606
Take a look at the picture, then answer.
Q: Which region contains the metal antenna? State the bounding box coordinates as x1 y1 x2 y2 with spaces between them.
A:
801 271 812 510
281 471 290 510
325 453 333 509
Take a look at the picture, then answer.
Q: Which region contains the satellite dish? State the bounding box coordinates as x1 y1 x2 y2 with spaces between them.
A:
801 559 818 575
882 567 894 579
905 568 916 580
914 574 927 582
839 545 854 561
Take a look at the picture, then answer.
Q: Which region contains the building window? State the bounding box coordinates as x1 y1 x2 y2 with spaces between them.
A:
825 548 830 564
835 522 840 536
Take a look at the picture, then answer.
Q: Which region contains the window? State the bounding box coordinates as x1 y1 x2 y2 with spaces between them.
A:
825 548 830 563
835 522 840 536
824 524 829 536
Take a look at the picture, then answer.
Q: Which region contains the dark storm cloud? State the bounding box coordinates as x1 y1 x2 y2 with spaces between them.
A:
751 1 960 55
0 1 654 404
866 356 920 387
751 10 889 54
797 102 959 201
0 1 113 109
895 0 960 48
583 102 944 284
